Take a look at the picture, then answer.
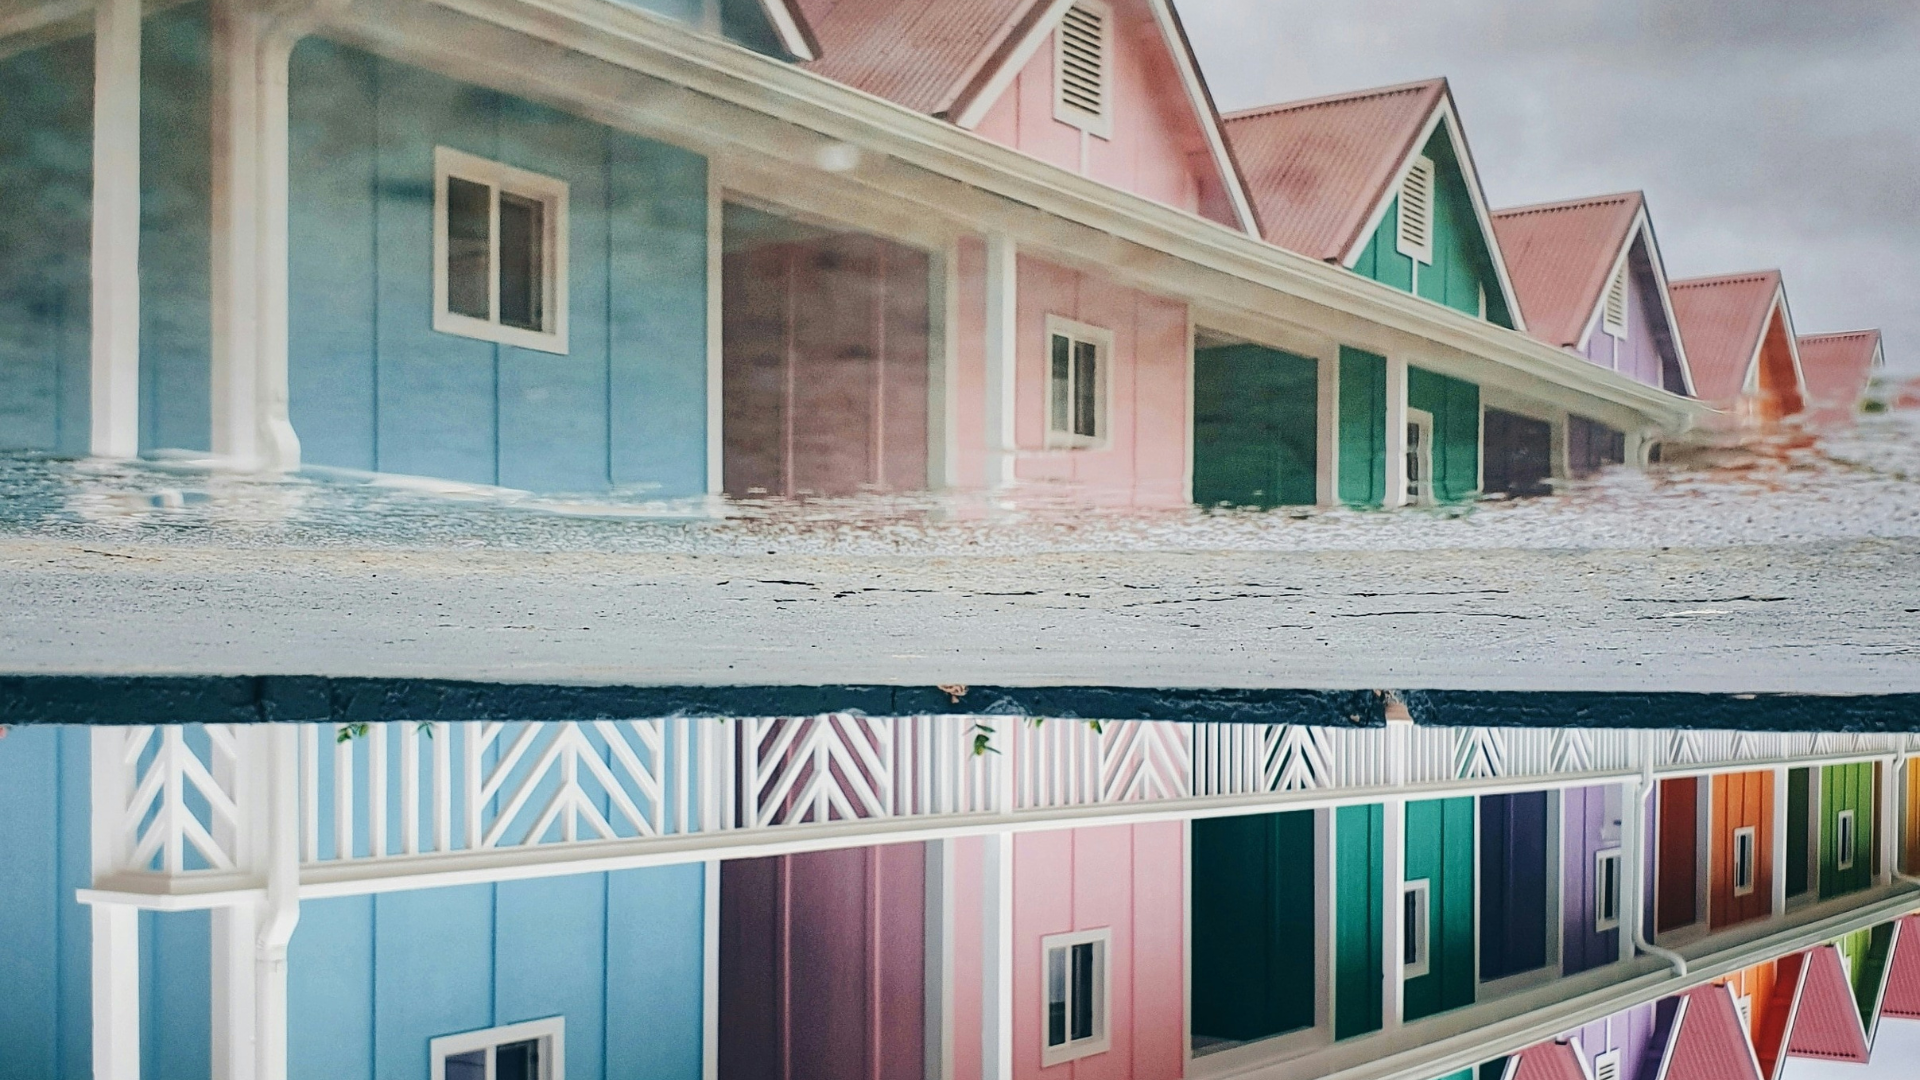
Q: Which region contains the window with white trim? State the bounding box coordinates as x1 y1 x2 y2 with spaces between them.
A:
1603 262 1629 338
1405 408 1435 505
1053 1 1111 137
1837 809 1856 870
434 147 569 354
1046 317 1109 449
1732 826 1757 896
1592 1049 1622 1080
1396 155 1435 264
432 1018 563 1080
1402 878 1432 979
1042 928 1110 1065
1594 848 1622 932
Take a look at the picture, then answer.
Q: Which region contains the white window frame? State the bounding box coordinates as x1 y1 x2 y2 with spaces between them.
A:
1594 848 1623 932
1405 407 1436 506
430 1017 564 1080
1041 927 1112 1066
433 146 570 355
1402 878 1432 980
1052 0 1113 139
1592 1048 1622 1080
1395 154 1435 265
1044 315 1112 450
1837 809 1856 871
1732 825 1758 896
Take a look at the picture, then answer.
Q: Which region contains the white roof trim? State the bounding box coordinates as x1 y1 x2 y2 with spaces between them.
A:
1739 284 1808 400
755 0 815 61
1570 208 1698 397
1339 95 1528 334
951 0 1259 236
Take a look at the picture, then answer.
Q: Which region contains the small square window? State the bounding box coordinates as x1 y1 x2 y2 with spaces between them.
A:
1041 928 1110 1066
1594 848 1622 932
1045 317 1110 449
1732 826 1757 896
1837 809 1856 871
434 147 569 354
1402 878 1431 979
431 1018 562 1080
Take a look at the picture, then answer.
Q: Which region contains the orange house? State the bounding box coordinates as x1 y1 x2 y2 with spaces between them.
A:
1670 270 1807 426
1709 770 1774 929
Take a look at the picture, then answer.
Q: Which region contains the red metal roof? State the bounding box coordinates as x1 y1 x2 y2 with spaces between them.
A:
1659 984 1765 1080
1491 193 1641 349
1508 1041 1589 1080
1669 271 1783 404
1785 945 1871 1063
1221 78 1448 260
796 0 1039 116
1881 915 1920 1020
1795 330 1882 410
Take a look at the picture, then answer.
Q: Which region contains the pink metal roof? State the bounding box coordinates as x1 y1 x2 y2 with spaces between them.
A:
1491 193 1641 349
796 0 1039 116
1880 915 1920 1020
1795 330 1882 409
1221 78 1448 260
1669 271 1782 403
1785 945 1871 1063
1660 984 1764 1080
1508 1041 1589 1080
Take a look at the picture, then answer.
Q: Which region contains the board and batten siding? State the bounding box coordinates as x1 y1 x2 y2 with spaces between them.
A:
1405 797 1475 1022
1655 776 1701 935
289 865 706 1080
1337 347 1388 507
1562 784 1624 977
1190 810 1317 1043
1408 366 1481 502
1335 803 1385 1039
1567 1000 1677 1080
288 39 711 495
1191 345 1319 509
1821 763 1876 899
1709 770 1774 930
1347 126 1514 329
1580 238 1678 393
1478 791 1550 982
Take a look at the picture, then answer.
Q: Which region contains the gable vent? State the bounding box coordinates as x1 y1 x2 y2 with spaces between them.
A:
1054 2 1111 136
1593 1050 1621 1080
1603 262 1629 337
1396 155 1435 263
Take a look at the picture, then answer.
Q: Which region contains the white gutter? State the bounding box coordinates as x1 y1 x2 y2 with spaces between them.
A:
1633 739 1690 977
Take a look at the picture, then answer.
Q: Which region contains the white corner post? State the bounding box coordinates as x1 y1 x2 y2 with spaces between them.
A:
89 729 141 1080
1381 717 1408 1031
252 724 302 1080
210 0 317 472
212 726 260 1080
90 0 143 458
1879 757 1898 887
981 831 1015 1080
1382 356 1409 509
982 234 1019 489
924 839 956 1080
1771 765 1790 917
1316 348 1340 506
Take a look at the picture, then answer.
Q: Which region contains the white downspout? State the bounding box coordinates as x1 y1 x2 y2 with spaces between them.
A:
1633 734 1688 977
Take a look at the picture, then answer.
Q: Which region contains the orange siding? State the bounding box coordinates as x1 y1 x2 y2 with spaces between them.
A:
1905 757 1920 875
1710 770 1775 929
1721 958 1780 1048
1754 309 1805 422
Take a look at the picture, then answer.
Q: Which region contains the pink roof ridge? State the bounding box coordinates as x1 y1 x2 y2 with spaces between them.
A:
1506 1040 1590 1080
1783 945 1871 1063
1795 329 1883 408
1660 984 1766 1080
1668 269 1790 404
1490 191 1643 349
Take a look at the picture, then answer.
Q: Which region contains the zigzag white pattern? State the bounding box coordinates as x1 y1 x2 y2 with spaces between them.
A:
1455 728 1507 779
1266 725 1332 791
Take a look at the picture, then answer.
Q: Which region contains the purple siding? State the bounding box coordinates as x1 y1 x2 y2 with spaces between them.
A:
1579 235 1683 392
1567 999 1676 1080
1563 784 1624 975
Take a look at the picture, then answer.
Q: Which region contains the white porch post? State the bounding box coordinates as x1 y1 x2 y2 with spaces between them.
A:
210 0 313 471
212 906 260 1080
924 839 956 1080
1771 766 1790 916
90 0 142 458
1383 356 1409 509
252 724 302 1080
90 728 140 1080
1381 717 1408 1030
981 832 1015 1080
1878 757 1898 886
1316 348 1340 506
983 234 1019 489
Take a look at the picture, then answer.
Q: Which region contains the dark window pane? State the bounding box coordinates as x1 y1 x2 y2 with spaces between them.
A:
1050 335 1071 435
1070 942 1095 1040
496 1039 540 1080
1403 890 1419 964
1046 947 1067 1046
446 177 491 320
1073 341 1098 438
444 1050 486 1080
498 192 544 332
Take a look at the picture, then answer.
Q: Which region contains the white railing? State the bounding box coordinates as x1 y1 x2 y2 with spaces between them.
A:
89 719 1920 890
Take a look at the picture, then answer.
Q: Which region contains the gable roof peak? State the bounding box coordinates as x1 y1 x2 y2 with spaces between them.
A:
1491 190 1642 221
1671 269 1782 292
1489 191 1650 350
1220 76 1448 124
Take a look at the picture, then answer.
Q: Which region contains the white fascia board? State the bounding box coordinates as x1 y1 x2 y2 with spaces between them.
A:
351 0 1705 429
1773 286 1810 398
1571 226 1638 357
755 0 813 61
950 0 1076 130
1630 207 1699 397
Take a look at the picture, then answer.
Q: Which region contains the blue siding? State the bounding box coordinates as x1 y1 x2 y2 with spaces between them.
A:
0 726 92 1080
288 864 706 1080
139 4 213 452
287 41 711 495
141 910 212 1080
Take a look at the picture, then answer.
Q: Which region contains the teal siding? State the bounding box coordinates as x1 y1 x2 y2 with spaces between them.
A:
0 726 92 1080
1335 803 1384 1039
1191 811 1317 1042
287 40 711 495
1193 344 1318 508
1351 127 1513 329
1338 346 1387 507
1407 366 1480 502
1405 797 1475 1022
288 864 707 1080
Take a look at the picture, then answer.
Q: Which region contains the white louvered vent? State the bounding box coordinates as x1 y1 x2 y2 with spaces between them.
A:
1397 155 1435 263
1603 262 1629 337
1593 1050 1622 1080
1735 993 1753 1032
1054 2 1111 136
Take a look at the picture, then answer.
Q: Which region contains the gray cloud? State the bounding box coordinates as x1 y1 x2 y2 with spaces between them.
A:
1183 0 1920 374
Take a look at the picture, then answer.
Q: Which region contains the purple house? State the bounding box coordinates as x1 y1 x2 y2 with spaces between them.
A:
1562 784 1626 976
1564 999 1680 1080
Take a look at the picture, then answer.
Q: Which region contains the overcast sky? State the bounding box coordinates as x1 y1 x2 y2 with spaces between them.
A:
1182 0 1920 375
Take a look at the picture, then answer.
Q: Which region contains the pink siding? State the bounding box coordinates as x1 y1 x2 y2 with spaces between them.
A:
971 0 1234 226
1012 823 1185 1080
953 836 988 1080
